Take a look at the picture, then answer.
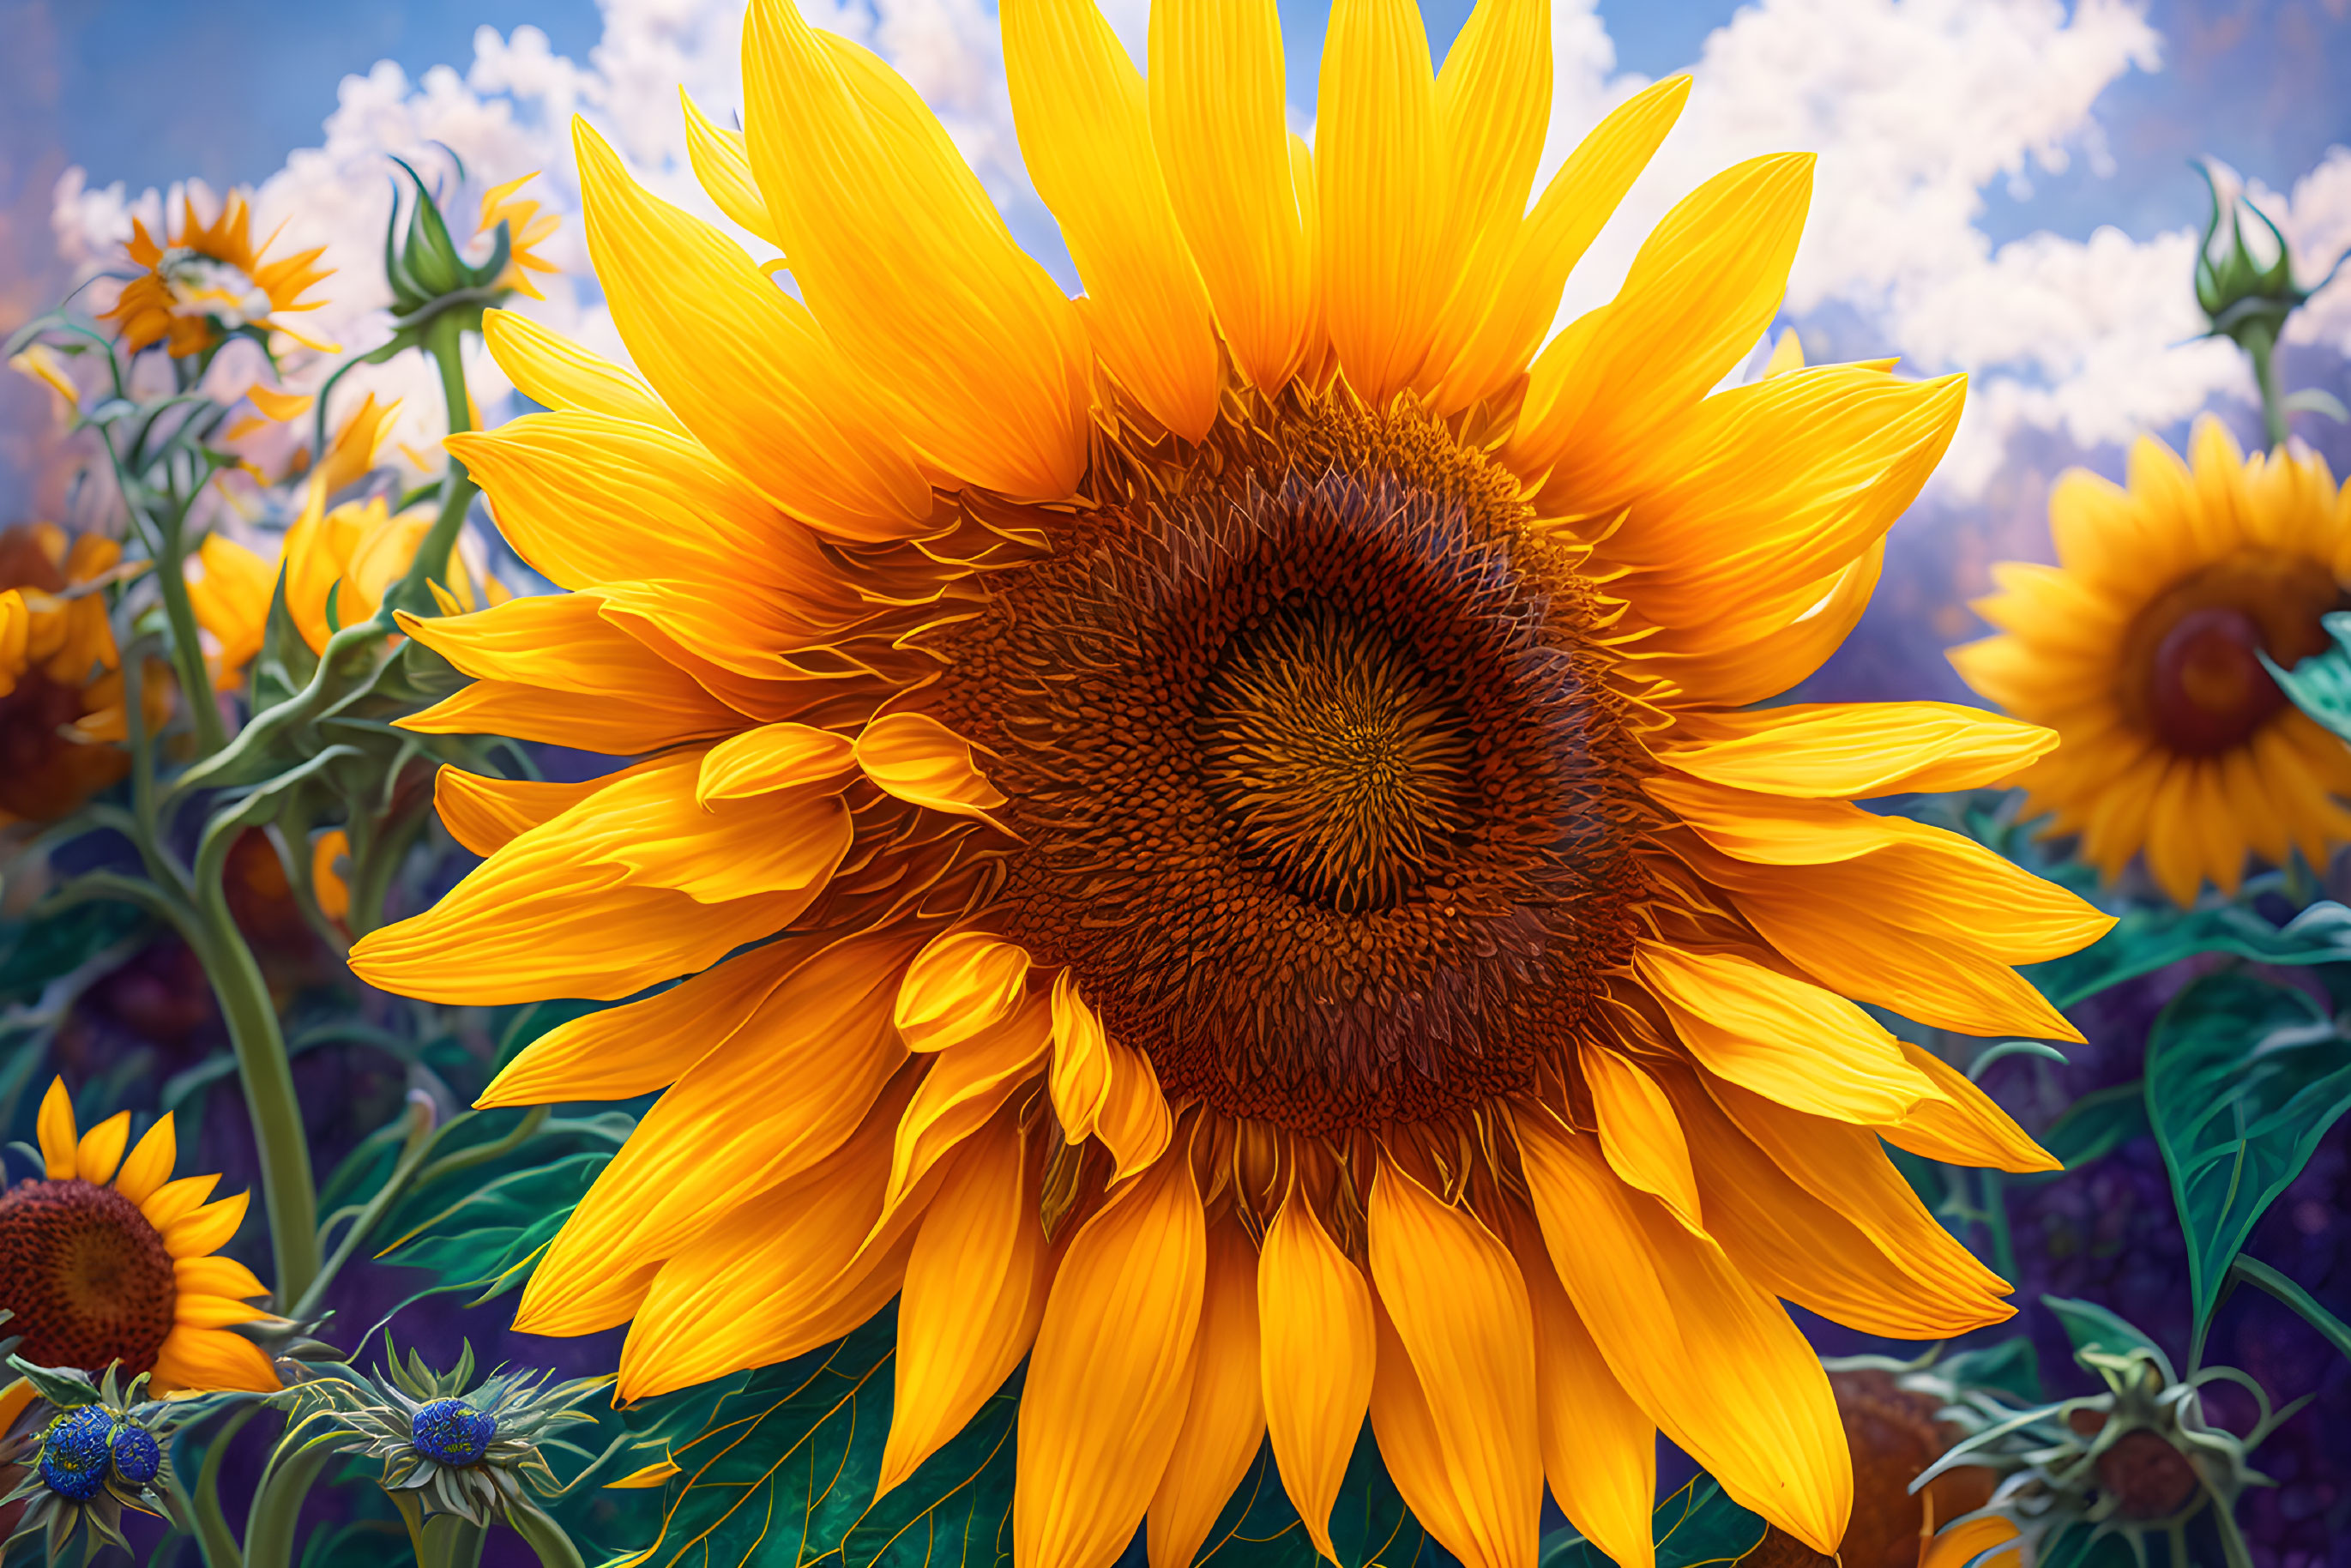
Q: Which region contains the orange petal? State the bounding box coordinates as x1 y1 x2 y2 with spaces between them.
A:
1880 1041 2060 1174
1581 1043 1703 1230
75 1109 130 1185
1147 1218 1266 1568
1365 1156 1542 1568
113 1113 178 1205
896 930 1034 1052
165 1189 250 1259
1258 1185 1376 1563
881 995 1055 1224
37 1077 77 1179
1014 1149 1206 1568
1661 702 2057 799
855 711 1009 823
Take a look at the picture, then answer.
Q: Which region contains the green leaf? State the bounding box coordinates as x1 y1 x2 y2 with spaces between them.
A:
2039 1080 2151 1170
2144 969 2351 1352
380 1145 617 1300
2022 898 2351 1009
2268 611 2351 743
1193 1427 1427 1568
1938 1336 2044 1404
2227 1255 2351 1366
1540 1478 1763 1568
2041 1295 2172 1378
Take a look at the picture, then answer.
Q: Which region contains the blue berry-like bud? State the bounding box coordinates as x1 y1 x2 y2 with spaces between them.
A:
38 1407 113 1500
411 1397 496 1466
110 1422 163 1486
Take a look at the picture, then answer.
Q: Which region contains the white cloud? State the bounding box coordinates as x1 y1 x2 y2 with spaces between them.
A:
42 0 2351 514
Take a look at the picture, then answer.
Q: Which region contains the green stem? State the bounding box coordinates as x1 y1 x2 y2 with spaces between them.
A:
185 1405 258 1568
1980 1168 2017 1283
419 1512 488 1568
243 1440 334 1568
152 494 230 756
2247 321 2289 451
390 311 478 618
507 1501 587 1568
192 860 323 1304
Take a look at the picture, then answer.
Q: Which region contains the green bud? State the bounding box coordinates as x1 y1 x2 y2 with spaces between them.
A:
375 159 520 359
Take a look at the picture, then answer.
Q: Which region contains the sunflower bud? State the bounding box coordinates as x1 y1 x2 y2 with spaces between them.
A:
2193 161 2347 445
374 160 546 363
0 1358 213 1564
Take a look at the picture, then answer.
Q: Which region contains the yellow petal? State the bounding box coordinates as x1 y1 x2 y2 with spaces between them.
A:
742 0 1088 500
881 1111 1051 1495
75 1110 131 1185
1048 970 1112 1142
1510 152 1812 510
1661 701 2057 798
1257 1186 1376 1564
1923 1517 2023 1568
149 1324 280 1394
1317 0 1449 405
881 996 1054 1223
1003 0 1219 441
521 933 919 1335
396 596 750 755
1880 1041 2060 1174
0 1379 33 1437
1649 535 1885 709
1147 1219 1266 1568
176 1294 273 1328
139 1173 219 1232
617 1064 928 1397
1505 1204 1655 1568
1016 1150 1206 1568
1095 1039 1173 1179
166 1189 250 1259
37 1077 78 1179
479 308 684 434
1148 0 1311 392
1634 942 1942 1124
573 114 931 540
896 930 1034 1052
1365 1156 1542 1568
855 710 1008 823
605 1461 681 1490
352 761 839 1005
1433 73 1691 413
431 758 672 859
113 1113 179 1204
1366 1296 1482 1563
1672 1072 2012 1339
697 722 857 805
680 89 784 250
1582 1044 1703 1229
1516 1109 1850 1552
175 1253 270 1303
477 935 812 1107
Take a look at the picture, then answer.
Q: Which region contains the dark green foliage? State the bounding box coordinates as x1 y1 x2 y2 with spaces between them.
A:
1539 1479 1764 1568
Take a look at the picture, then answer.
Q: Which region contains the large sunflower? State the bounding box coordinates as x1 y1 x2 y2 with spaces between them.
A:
99 190 333 359
0 1080 279 1426
350 3 2112 1564
1950 415 2351 906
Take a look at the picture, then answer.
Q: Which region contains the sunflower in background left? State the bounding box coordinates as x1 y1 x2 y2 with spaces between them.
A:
0 1080 280 1438
99 190 335 359
0 525 169 828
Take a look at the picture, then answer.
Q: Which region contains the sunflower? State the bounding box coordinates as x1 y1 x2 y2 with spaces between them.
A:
478 172 561 301
0 1081 279 1425
349 3 2112 1564
0 525 168 828
99 189 334 359
1950 415 2351 906
189 395 508 690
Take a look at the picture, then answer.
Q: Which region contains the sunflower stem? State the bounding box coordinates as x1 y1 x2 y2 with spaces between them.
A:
190 853 323 1304
389 310 477 620
507 1500 586 1568
151 487 230 757
2246 320 2289 451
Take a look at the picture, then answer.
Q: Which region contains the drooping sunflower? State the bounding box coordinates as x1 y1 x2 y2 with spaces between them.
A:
189 394 507 690
0 1081 279 1432
1950 415 2351 906
349 3 2113 1565
0 525 168 828
99 189 334 359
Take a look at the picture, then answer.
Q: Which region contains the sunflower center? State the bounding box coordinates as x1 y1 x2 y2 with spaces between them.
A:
156 247 270 327
1196 596 1481 913
0 1179 178 1376
922 391 1652 1135
2120 552 2341 756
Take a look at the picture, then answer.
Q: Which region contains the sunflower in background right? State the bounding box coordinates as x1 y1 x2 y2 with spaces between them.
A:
1950 414 2351 906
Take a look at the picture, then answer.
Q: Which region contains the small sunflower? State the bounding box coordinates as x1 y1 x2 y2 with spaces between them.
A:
0 1081 280 1396
0 525 166 829
477 173 561 301
1951 415 2351 905
188 395 507 690
350 3 2111 1565
99 190 334 359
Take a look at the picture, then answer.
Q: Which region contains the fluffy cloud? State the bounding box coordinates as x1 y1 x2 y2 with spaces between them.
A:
40 0 2351 510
